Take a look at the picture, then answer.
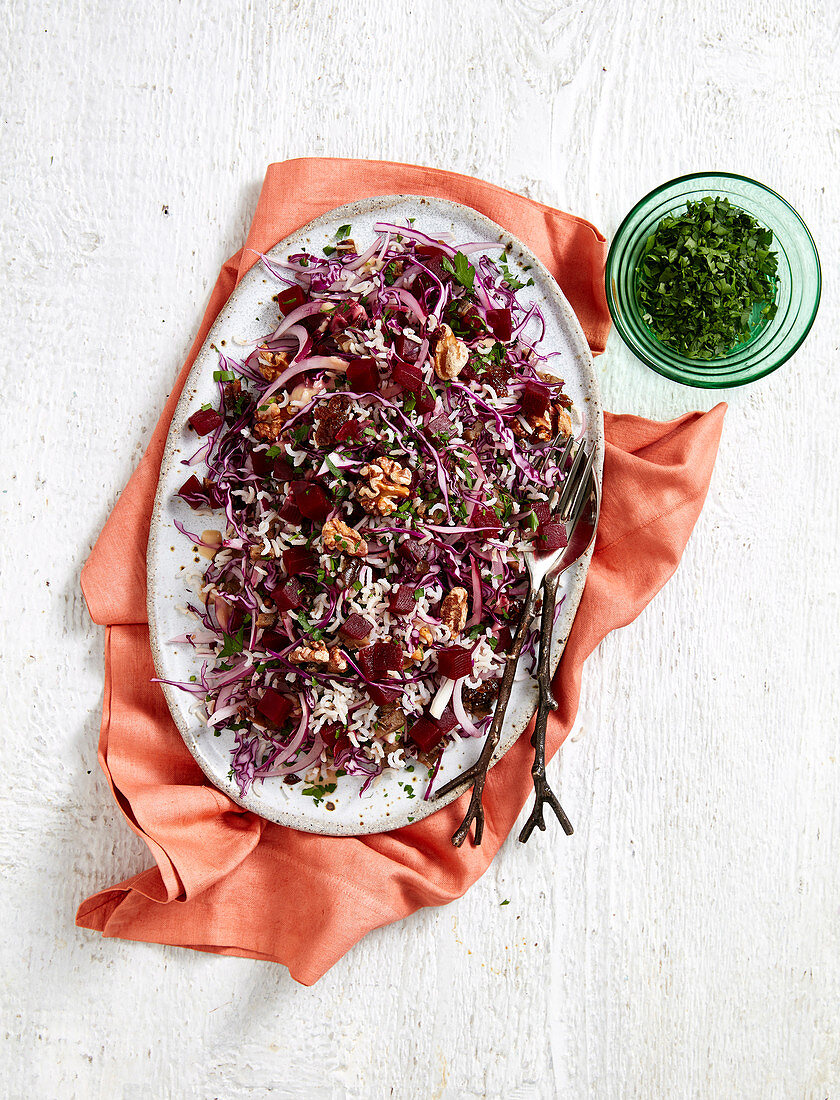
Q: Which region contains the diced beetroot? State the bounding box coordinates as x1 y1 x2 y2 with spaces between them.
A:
392 359 423 394
470 504 502 530
339 613 373 644
408 717 445 753
270 577 306 611
394 334 420 363
434 705 459 735
320 722 341 744
335 420 363 442
276 285 306 317
536 521 568 552
320 722 351 757
496 625 513 652
416 385 436 415
520 380 550 418
253 449 294 482
328 300 366 333
532 503 552 525
388 586 416 615
486 307 512 342
278 496 302 525
408 703 460 753
366 683 402 707
177 475 204 509
188 408 223 436
415 244 449 281
291 481 332 522
398 540 434 570
256 688 293 728
372 641 405 673
356 645 377 680
458 303 486 338
283 546 318 574
426 412 452 437
347 357 380 393
261 629 287 653
436 646 473 680
272 457 295 482
251 449 272 477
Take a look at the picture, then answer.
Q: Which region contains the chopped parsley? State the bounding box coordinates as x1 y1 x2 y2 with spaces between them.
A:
636 196 779 359
442 251 476 292
498 253 534 291
218 626 245 659
324 456 343 479
302 782 337 806
336 224 352 241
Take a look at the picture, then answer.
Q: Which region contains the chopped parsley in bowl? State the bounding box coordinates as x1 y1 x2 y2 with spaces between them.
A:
606 172 821 388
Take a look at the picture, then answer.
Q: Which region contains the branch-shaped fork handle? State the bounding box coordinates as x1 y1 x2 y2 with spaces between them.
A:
433 577 541 847
434 439 598 848
518 570 574 842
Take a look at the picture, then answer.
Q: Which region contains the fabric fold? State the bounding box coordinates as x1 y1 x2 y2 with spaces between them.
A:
76 158 725 985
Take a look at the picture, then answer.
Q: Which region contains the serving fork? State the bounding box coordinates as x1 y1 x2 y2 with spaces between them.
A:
434 436 601 847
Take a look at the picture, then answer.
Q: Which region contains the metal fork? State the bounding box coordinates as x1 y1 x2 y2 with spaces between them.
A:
434 437 600 847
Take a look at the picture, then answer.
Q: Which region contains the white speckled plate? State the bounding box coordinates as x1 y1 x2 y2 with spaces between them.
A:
148 195 603 835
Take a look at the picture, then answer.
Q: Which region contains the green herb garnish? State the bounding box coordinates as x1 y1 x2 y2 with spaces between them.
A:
323 245 336 256
498 253 534 291
218 626 245 659
443 251 476 292
213 369 236 382
636 196 778 360
336 224 352 241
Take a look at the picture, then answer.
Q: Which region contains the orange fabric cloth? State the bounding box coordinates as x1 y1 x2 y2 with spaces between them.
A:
77 159 726 984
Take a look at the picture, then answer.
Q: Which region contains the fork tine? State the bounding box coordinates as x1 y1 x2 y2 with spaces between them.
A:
556 433 575 471
564 446 597 528
556 440 587 518
537 430 574 474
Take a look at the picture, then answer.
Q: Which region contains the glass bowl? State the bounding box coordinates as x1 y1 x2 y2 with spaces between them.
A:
605 172 821 388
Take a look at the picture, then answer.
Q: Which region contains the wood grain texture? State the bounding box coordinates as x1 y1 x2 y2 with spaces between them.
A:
1 0 838 1097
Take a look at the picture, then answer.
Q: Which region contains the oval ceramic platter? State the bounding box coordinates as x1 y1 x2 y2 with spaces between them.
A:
148 195 603 835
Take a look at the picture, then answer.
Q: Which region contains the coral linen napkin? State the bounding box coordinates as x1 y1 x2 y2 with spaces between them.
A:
76 158 726 985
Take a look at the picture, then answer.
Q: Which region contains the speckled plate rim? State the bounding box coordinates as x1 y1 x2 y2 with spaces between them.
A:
147 194 603 835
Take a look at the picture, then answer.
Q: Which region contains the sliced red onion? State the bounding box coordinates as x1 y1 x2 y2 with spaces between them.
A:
345 234 385 270
266 300 326 342
373 222 457 256
452 679 483 738
381 286 427 323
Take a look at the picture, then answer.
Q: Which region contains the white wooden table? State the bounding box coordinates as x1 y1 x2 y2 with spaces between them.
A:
3 2 838 1096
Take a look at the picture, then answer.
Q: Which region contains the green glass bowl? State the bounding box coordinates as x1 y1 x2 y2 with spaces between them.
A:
605 172 821 388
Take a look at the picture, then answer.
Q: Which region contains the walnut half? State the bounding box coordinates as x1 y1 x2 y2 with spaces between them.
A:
257 347 290 382
433 323 469 381
440 587 468 638
322 516 368 557
254 402 288 441
289 641 330 665
356 458 412 517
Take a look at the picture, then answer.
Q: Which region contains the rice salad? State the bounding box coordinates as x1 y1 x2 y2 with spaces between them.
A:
166 221 579 802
